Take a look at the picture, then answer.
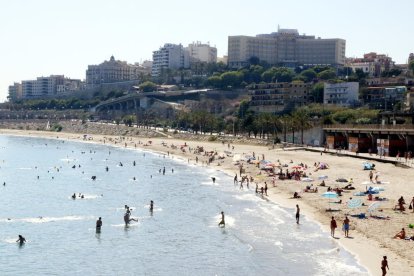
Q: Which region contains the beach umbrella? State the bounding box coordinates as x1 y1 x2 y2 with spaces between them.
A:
368 202 381 213
322 192 338 199
318 175 328 180
322 192 339 211
347 198 362 209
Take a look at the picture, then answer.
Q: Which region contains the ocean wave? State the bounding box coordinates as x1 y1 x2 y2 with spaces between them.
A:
0 215 95 224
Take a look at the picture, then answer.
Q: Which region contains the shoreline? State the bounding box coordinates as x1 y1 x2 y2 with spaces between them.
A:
1 128 413 275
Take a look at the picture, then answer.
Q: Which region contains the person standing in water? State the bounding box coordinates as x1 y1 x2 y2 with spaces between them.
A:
218 211 225 227
149 200 154 213
124 212 138 225
96 217 102 232
295 204 300 224
16 235 26 245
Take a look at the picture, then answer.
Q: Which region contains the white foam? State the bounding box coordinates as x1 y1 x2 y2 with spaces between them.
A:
274 241 283 250
17 215 94 224
233 194 261 202
3 238 18 244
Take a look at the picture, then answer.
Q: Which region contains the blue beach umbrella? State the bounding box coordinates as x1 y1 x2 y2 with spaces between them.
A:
322 192 338 199
347 198 362 209
322 192 338 211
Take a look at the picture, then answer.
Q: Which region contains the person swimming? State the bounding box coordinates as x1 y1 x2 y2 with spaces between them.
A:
71 193 76 200
218 211 225 227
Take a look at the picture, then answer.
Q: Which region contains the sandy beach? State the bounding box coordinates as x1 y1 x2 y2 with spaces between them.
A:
1 127 414 275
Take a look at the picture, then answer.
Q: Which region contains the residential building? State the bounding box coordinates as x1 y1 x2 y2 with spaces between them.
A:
249 82 312 113
152 44 190 76
361 86 407 110
346 52 395 77
7 82 22 101
186 42 217 63
228 28 345 68
323 82 359 106
11 75 85 100
86 56 147 86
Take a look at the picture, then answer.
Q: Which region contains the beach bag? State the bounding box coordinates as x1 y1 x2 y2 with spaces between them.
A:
409 204 413 210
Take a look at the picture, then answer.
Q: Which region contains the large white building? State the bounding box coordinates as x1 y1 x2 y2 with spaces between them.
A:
86 56 149 86
186 42 217 63
152 44 190 76
228 28 346 68
324 82 359 106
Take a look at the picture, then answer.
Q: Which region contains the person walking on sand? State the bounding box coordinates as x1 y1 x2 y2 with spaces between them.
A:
218 211 225 227
369 170 373 183
330 217 337 237
410 196 414 213
264 182 268 196
295 204 300 224
343 216 350 237
381 256 389 276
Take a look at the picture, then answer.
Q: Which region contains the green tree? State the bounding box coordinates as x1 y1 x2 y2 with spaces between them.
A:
221 71 244 88
311 82 324 103
139 81 157 92
292 108 312 144
317 69 336 80
299 69 317 82
207 76 222 88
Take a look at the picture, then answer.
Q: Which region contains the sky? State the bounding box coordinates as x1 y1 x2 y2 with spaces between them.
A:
0 0 413 101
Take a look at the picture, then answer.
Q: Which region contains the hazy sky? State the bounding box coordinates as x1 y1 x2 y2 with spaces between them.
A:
1 0 413 101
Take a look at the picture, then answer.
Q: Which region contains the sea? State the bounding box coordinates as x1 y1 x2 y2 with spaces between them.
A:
0 135 368 275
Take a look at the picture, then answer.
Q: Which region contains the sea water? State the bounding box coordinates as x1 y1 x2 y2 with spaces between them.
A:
0 135 368 275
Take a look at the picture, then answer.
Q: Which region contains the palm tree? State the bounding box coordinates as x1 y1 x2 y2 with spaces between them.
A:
292 108 312 145
279 114 291 143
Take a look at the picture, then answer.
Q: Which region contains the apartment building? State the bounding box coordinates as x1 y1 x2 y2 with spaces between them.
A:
361 86 406 110
186 42 217 63
10 75 85 100
249 82 312 113
228 28 345 68
346 52 394 77
86 56 148 86
323 82 359 106
152 44 190 76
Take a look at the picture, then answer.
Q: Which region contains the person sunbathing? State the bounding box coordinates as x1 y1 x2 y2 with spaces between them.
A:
319 180 326 187
343 184 355 190
393 228 406 239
